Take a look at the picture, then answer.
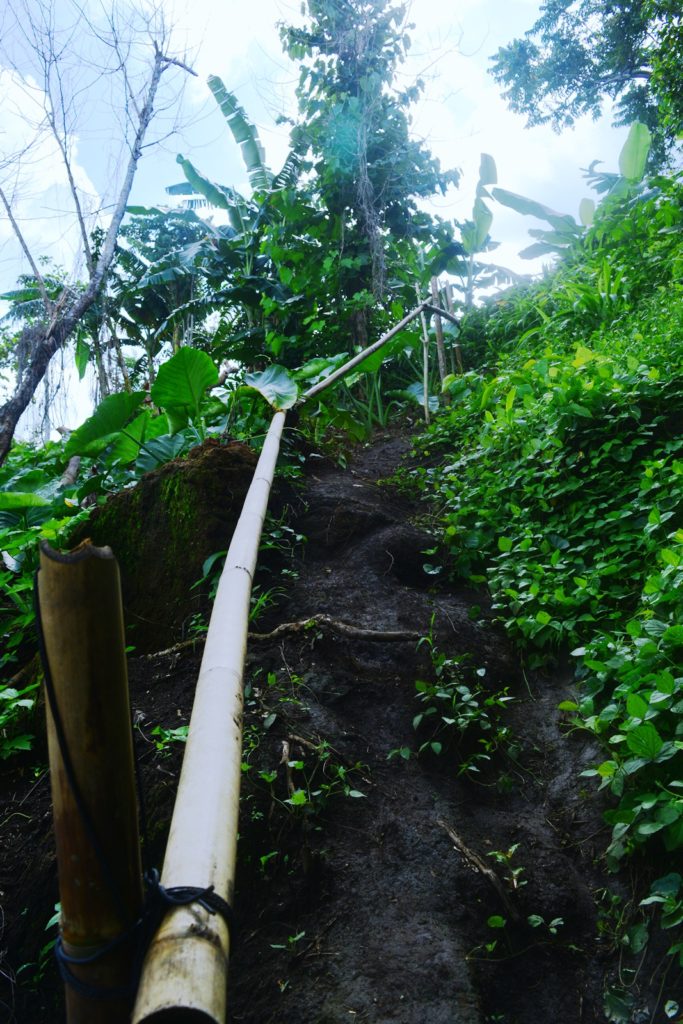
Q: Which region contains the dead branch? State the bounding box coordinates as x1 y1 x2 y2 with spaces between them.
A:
249 614 420 642
142 616 419 663
437 819 521 923
0 186 51 310
60 455 80 485
6 653 41 691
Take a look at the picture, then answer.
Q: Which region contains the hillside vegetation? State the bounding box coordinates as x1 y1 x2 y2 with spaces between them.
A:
410 167 683 949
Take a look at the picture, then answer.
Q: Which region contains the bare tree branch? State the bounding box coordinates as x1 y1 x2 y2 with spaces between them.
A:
0 0 195 463
0 185 52 312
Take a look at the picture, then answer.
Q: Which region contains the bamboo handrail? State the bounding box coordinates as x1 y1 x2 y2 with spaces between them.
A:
132 411 287 1023
299 300 431 403
431 277 448 384
133 295 463 1018
298 300 458 406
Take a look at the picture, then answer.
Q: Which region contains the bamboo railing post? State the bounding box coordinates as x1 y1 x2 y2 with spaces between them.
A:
415 285 431 424
37 541 143 1024
133 410 287 1023
444 282 463 374
430 276 447 385
135 300 462 1019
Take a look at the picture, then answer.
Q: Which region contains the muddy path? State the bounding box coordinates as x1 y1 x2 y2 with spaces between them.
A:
1 431 679 1022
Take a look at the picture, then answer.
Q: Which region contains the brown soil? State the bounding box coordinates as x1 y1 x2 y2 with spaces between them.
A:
1 431 681 1023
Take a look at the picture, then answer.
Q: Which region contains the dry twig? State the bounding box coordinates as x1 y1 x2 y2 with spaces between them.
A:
437 819 521 923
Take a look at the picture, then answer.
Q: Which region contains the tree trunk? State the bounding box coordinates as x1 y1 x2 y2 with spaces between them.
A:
0 324 67 463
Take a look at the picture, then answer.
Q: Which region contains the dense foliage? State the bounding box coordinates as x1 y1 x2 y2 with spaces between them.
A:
408 170 683 957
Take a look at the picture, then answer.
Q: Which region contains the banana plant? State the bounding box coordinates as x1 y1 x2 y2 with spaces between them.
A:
174 76 307 251
492 122 653 259
428 154 529 304
150 77 311 361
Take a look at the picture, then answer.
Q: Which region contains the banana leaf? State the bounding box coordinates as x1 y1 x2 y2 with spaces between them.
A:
208 76 271 193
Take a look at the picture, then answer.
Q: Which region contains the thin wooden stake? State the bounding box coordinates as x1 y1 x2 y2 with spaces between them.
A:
430 277 447 385
38 540 143 1023
444 283 463 374
133 411 287 1024
415 285 431 424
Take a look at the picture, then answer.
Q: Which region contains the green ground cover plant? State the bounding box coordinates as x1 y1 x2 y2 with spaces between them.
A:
407 167 683 963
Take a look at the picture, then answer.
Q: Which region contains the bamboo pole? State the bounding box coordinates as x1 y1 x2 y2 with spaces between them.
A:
37 541 143 1023
300 300 430 404
430 277 447 385
133 410 287 1024
415 285 431 424
444 283 463 374
443 284 456 376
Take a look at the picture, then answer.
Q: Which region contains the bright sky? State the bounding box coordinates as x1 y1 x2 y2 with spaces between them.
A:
0 0 629 435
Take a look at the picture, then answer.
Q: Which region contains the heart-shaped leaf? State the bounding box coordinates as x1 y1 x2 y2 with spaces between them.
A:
242 365 298 410
151 348 218 419
65 392 146 458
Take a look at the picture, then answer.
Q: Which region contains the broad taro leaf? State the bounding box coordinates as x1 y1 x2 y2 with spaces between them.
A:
3 468 48 493
151 348 218 426
0 491 52 510
242 365 298 411
352 332 413 377
135 433 190 476
399 381 439 412
353 347 385 375
109 411 169 465
294 353 349 385
65 392 146 459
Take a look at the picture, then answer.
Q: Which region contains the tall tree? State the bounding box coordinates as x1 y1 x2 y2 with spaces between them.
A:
0 0 195 463
490 1 683 166
282 0 458 328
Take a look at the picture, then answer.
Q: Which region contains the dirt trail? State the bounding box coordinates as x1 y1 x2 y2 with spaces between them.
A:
1 431 679 1023
224 434 633 1024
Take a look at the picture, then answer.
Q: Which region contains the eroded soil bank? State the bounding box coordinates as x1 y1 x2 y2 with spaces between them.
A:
1 431 680 1022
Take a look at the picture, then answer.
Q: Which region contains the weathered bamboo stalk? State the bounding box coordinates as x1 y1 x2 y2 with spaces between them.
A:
444 283 463 374
300 300 430 403
415 285 431 424
430 277 447 384
38 541 143 1023
421 302 459 327
133 410 287 1023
